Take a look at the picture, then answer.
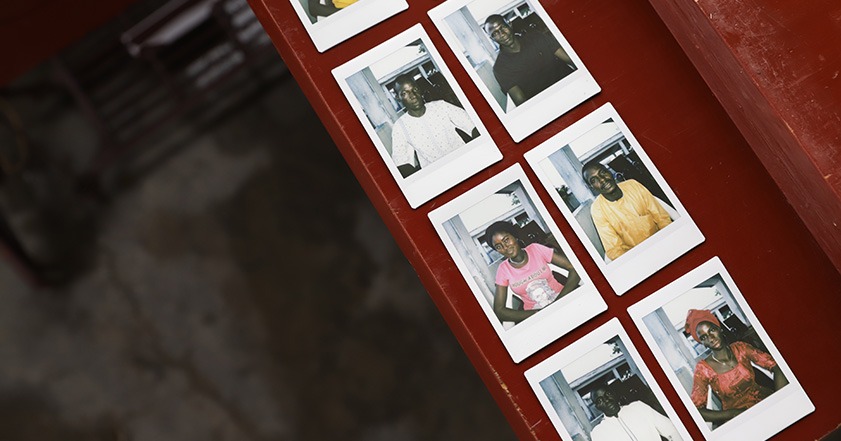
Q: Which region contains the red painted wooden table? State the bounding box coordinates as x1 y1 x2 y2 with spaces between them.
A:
247 0 841 439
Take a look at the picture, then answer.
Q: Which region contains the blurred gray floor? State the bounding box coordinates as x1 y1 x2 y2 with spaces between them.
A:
0 72 516 440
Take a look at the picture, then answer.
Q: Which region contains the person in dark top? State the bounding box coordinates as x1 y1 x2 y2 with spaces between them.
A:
483 14 577 106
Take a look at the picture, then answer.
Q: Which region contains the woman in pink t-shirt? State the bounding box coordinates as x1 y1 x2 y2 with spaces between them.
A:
485 221 581 324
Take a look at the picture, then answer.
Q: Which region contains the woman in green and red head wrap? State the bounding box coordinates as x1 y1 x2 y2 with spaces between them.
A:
685 309 789 425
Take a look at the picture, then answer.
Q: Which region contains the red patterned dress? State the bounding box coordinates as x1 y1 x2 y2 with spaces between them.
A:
690 341 777 410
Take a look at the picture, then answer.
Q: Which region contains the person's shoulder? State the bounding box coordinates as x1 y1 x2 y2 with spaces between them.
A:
590 195 607 213
525 242 549 251
620 179 653 196
523 29 556 46
428 100 461 112
729 340 754 353
525 242 552 258
624 401 654 413
496 259 513 277
619 179 643 189
394 112 412 124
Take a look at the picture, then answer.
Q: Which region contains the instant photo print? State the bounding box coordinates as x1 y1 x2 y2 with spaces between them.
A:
333 25 502 208
525 318 693 441
288 0 408 52
428 0 600 142
628 257 814 441
427 164 606 362
524 103 704 295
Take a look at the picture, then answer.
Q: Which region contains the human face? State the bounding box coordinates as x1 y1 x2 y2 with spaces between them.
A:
696 321 725 350
583 166 618 195
592 389 620 417
484 20 515 48
395 81 425 112
491 232 521 259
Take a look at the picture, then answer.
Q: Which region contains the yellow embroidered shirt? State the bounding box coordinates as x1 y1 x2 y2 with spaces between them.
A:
590 179 672 260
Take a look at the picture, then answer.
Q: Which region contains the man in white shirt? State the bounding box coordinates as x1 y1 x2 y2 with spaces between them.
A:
390 74 478 178
590 387 682 441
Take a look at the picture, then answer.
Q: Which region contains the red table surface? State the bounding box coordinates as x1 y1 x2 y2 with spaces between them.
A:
249 0 841 439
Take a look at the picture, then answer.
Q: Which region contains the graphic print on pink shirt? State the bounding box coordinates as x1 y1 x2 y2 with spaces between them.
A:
494 243 564 310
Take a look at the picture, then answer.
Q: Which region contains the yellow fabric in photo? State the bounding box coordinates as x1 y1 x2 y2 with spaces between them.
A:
332 0 358 8
590 179 673 260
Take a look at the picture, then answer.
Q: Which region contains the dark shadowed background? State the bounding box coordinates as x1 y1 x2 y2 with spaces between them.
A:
0 0 516 439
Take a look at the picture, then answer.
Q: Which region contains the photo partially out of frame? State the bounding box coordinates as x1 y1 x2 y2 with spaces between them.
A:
428 0 600 142
333 24 502 208
524 102 704 295
525 318 693 441
288 0 408 52
428 164 606 362
628 257 814 441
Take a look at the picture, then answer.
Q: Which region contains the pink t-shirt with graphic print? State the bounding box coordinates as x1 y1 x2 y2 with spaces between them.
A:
494 243 564 311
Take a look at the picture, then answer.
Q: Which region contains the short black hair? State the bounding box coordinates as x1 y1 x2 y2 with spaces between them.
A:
393 73 417 90
581 160 607 182
483 14 508 30
592 385 610 396
484 221 519 246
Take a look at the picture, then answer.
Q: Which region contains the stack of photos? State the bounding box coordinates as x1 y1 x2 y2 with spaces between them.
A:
525 103 705 295
628 258 813 440
525 319 693 441
429 0 600 142
288 0 408 52
332 25 502 208
428 165 606 362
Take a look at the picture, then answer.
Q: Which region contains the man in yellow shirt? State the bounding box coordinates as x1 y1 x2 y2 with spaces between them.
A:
582 162 672 260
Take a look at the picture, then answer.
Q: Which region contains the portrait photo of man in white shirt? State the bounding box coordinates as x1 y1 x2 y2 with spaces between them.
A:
590 387 682 441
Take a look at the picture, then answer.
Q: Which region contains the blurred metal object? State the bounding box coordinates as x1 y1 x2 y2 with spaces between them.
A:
52 0 286 194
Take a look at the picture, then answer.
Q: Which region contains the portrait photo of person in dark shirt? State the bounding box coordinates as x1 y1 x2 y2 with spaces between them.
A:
430 0 599 141
483 14 576 106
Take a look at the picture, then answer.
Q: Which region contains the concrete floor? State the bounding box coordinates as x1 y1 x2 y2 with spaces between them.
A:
0 73 516 440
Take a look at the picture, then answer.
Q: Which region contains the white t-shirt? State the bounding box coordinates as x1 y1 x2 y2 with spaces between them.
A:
590 401 682 441
390 100 476 168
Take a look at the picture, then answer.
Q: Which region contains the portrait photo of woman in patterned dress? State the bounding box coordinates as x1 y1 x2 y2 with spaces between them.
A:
630 258 813 440
684 309 788 426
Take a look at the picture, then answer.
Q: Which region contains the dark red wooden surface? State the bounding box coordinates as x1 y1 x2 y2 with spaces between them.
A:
261 0 841 439
646 0 841 291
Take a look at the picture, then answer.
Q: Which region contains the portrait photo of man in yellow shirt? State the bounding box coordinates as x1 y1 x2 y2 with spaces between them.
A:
582 162 673 261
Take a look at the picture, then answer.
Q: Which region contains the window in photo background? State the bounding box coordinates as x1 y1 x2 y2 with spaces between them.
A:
536 119 677 262
538 335 683 441
640 275 788 430
441 0 576 112
344 39 480 178
441 180 581 327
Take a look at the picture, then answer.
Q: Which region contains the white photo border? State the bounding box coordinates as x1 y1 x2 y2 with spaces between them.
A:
428 164 607 362
627 257 814 441
524 102 704 295
428 0 600 142
525 318 694 441
332 24 502 208
288 0 408 52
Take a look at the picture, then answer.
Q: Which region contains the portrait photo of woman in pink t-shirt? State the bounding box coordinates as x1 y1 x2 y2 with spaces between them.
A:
429 168 607 361
484 221 580 324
